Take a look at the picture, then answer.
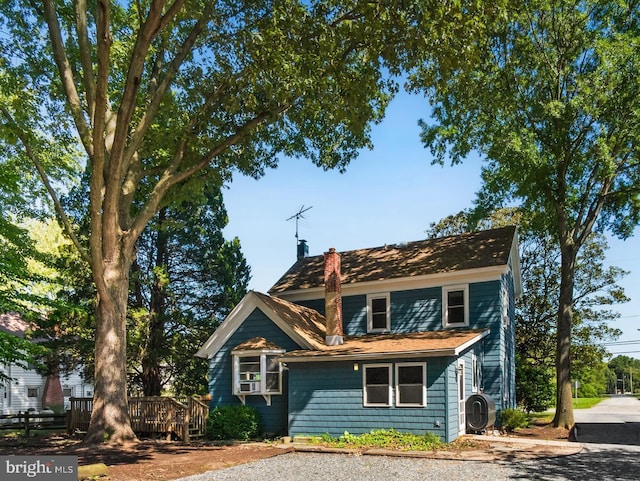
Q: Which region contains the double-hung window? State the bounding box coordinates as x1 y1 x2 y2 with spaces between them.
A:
367 293 390 333
363 363 427 408
396 363 426 407
363 364 392 407
443 285 469 327
233 350 283 405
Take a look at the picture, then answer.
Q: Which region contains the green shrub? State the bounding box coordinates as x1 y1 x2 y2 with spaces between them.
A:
516 357 554 413
316 429 442 451
499 408 528 432
206 405 262 441
578 383 599 398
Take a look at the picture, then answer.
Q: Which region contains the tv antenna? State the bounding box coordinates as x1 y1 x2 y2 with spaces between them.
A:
286 205 313 242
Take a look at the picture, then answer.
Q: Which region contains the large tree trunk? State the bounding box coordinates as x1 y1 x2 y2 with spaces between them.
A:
84 253 137 445
553 241 577 429
142 208 169 397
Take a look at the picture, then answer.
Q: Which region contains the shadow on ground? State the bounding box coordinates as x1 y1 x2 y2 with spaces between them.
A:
574 422 640 445
509 447 640 481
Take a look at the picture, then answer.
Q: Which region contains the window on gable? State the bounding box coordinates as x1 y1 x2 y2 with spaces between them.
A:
363 364 392 407
443 285 469 327
396 363 426 407
367 293 390 332
27 387 39 398
233 351 283 397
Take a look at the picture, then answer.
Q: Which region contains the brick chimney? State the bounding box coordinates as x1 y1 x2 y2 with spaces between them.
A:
324 248 344 345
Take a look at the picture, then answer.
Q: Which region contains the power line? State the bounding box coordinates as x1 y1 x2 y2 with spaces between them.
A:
603 339 640 346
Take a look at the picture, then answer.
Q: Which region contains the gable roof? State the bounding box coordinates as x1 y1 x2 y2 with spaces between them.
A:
279 329 489 362
269 226 519 295
0 312 31 338
195 291 326 359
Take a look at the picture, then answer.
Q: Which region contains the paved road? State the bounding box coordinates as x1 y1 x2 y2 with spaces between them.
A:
573 395 640 445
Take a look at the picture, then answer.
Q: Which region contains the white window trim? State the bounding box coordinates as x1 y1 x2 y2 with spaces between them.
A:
232 349 284 406
367 292 391 333
502 284 510 329
363 363 392 407
442 284 469 328
457 360 466 435
395 362 427 407
471 354 478 393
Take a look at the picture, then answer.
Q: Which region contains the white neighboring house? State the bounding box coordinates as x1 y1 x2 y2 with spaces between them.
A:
0 312 93 414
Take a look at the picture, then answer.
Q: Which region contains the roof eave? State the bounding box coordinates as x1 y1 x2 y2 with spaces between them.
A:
272 265 509 301
279 330 490 363
195 291 320 359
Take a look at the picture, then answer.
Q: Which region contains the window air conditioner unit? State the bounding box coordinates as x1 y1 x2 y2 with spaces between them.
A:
239 381 260 393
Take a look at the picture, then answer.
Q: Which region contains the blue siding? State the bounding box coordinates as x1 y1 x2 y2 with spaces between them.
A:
288 358 449 440
445 358 459 442
222 269 518 440
390 288 442 332
468 281 503 409
207 308 302 435
502 269 517 409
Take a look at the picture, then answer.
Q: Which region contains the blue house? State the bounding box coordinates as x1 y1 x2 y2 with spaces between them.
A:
196 226 521 442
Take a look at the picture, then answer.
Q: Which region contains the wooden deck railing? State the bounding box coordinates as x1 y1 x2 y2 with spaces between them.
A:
69 396 209 441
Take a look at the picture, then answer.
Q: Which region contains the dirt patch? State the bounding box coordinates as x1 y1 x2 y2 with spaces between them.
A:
0 422 571 481
504 420 571 441
0 435 290 481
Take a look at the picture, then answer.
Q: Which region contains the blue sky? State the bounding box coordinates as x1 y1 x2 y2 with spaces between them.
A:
222 89 640 360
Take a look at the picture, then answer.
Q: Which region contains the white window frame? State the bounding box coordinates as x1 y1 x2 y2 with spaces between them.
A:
233 350 284 406
395 362 427 407
367 293 390 333
457 360 466 435
502 284 510 329
442 284 469 327
363 363 392 407
471 354 479 393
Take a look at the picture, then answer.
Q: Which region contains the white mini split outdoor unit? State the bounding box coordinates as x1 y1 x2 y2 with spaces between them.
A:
239 381 260 393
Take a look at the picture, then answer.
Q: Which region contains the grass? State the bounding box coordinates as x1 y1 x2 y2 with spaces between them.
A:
528 396 605 424
572 397 603 409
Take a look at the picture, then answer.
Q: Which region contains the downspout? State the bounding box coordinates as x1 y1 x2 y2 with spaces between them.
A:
445 359 450 442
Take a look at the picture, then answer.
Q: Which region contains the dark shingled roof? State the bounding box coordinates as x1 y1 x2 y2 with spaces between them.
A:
270 226 517 294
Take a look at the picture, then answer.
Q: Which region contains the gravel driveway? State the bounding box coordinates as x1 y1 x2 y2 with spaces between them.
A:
176 445 640 481
176 452 514 481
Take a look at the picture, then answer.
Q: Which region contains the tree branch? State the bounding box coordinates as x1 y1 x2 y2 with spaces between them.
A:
126 105 290 247
74 0 96 121
41 0 93 157
0 106 91 265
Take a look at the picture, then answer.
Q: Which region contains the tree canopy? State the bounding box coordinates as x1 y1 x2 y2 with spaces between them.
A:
427 209 626 410
416 0 640 427
2 0 502 443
